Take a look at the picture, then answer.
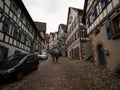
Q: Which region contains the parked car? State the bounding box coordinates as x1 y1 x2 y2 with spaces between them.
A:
0 53 39 80
38 52 48 60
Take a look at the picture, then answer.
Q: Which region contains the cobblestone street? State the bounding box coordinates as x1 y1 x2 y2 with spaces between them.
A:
0 55 120 90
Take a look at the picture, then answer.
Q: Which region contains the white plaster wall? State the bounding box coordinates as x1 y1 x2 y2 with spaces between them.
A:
92 25 120 70
0 32 4 41
0 41 29 57
5 0 10 7
0 0 3 9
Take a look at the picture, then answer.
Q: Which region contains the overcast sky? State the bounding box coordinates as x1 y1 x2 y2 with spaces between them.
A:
22 0 85 33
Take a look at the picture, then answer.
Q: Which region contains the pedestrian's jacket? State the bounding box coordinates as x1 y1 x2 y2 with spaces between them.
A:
55 52 59 58
50 51 56 57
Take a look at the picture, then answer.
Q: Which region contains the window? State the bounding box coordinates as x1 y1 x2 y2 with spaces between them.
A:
105 21 112 39
2 18 10 33
9 24 14 36
112 15 120 37
13 27 17 39
27 21 30 29
91 8 96 21
86 18 89 27
99 2 102 13
31 28 34 35
13 26 21 41
69 16 73 24
21 33 24 43
90 14 93 23
100 0 106 10
96 4 100 16
18 30 21 41
80 16 82 23
20 14 24 22
11 1 18 15
24 35 27 45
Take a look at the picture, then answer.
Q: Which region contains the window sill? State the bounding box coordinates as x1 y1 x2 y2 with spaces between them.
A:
112 33 120 39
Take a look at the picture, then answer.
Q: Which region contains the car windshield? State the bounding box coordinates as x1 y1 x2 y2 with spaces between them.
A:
3 54 27 62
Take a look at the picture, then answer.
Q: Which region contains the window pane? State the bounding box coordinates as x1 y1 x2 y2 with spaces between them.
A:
11 1 18 14
100 0 106 9
2 18 10 33
105 21 112 39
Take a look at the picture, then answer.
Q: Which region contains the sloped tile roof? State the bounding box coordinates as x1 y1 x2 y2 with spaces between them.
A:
35 22 46 32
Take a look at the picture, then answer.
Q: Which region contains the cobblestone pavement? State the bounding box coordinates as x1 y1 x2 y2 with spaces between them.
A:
0 56 120 90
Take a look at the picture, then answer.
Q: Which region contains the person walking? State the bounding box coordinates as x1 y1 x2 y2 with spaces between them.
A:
50 50 56 62
55 51 59 63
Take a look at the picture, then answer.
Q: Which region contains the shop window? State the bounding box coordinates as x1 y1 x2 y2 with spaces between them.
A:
2 18 10 33
105 21 112 39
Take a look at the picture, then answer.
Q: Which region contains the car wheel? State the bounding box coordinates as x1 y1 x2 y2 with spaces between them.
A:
16 71 23 80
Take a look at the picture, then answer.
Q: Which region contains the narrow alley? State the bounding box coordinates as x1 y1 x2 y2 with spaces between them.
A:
1 56 120 90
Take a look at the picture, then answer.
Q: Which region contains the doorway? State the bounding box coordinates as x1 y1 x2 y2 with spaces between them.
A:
97 44 105 65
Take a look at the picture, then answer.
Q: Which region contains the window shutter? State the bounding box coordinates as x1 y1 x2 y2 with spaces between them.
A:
24 35 27 44
18 31 21 41
100 0 106 9
105 21 112 39
13 27 18 39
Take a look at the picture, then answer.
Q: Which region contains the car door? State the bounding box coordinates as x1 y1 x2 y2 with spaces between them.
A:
25 55 35 72
33 55 39 66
